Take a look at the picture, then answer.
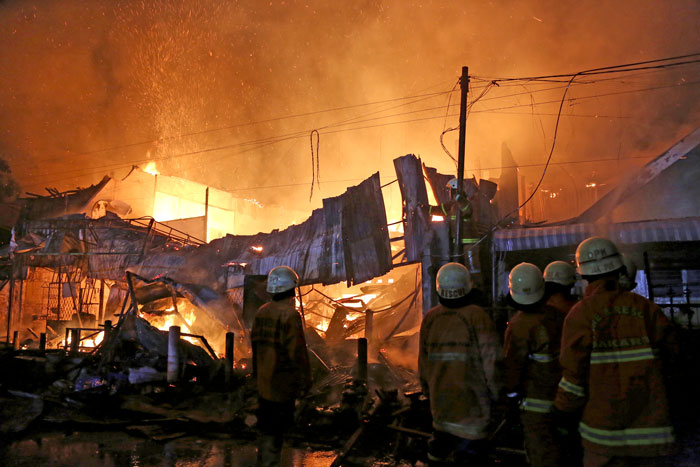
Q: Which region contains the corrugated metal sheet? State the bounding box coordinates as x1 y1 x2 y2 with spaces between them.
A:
16 174 392 289
394 154 429 262
493 217 700 252
340 173 392 283
130 173 392 288
19 176 110 221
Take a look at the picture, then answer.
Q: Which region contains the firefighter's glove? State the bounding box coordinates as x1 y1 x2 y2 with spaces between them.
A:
552 407 579 437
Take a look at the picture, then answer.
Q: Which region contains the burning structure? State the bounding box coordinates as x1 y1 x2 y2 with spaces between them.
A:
2 128 700 463
0 2 698 462
0 144 518 461
0 148 441 462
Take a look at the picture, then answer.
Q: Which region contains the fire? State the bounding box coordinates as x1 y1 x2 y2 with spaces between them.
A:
83 331 104 348
251 245 264 252
388 222 405 234
63 330 104 350
141 302 199 345
143 161 160 175
299 291 378 335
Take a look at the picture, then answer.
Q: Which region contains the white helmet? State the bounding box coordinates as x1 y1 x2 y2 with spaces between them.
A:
543 261 577 287
576 236 623 277
436 262 472 299
446 178 459 190
266 266 299 294
509 263 545 305
619 254 638 291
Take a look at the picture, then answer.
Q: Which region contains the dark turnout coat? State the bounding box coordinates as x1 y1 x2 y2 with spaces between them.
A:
555 279 677 457
252 299 311 402
419 303 504 440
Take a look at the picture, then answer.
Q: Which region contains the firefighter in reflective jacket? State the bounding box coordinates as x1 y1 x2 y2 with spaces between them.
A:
554 237 678 466
419 262 504 464
504 263 567 467
430 178 478 248
544 260 579 314
252 265 312 467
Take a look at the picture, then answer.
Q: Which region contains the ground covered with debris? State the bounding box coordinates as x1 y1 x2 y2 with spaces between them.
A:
1 303 699 466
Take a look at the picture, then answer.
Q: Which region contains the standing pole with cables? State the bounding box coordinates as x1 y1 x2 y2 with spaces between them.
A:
453 66 470 262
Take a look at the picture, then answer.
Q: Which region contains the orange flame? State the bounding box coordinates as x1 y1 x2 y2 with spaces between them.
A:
143 161 160 175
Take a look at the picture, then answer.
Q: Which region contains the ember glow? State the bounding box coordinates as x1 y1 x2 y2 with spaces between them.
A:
143 161 160 176
62 330 104 351
139 302 201 346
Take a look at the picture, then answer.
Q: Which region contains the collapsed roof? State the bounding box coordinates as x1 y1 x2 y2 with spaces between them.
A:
8 173 393 291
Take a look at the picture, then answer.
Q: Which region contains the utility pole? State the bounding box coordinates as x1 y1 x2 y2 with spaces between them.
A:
453 66 469 262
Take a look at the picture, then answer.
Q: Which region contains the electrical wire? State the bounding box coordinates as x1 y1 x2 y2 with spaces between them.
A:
439 79 461 164
475 52 700 83
19 59 700 189
25 150 660 200
14 57 699 176
23 75 700 189
453 54 700 256
9 88 458 170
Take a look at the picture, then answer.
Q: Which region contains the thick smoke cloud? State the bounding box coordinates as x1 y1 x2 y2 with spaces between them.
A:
0 0 698 224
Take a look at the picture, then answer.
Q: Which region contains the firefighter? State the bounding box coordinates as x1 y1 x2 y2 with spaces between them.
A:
430 178 479 258
554 237 678 467
543 260 578 314
618 253 638 291
503 263 567 467
419 262 504 464
251 265 312 467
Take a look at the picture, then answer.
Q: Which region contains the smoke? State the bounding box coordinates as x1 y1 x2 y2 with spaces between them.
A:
0 0 698 224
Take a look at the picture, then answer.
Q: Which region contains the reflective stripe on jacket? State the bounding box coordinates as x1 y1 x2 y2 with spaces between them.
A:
252 299 312 402
554 279 678 457
503 304 566 413
419 303 504 440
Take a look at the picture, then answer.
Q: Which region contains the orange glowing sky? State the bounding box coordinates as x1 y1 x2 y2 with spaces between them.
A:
0 0 699 225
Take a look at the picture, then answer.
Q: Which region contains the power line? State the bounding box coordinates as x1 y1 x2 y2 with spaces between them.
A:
19 60 700 187
459 53 700 254
9 88 459 170
22 78 700 188
20 64 699 176
14 57 698 175
475 52 700 83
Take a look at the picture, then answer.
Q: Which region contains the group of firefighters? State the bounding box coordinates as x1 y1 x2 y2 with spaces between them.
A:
420 235 677 466
249 235 677 466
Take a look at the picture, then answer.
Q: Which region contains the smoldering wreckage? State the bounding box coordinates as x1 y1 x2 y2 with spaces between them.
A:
1 132 700 465
0 155 483 465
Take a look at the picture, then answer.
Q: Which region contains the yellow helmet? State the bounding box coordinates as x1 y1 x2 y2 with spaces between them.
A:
575 236 623 277
509 263 545 305
619 254 638 290
266 266 299 294
543 261 577 287
436 262 472 299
